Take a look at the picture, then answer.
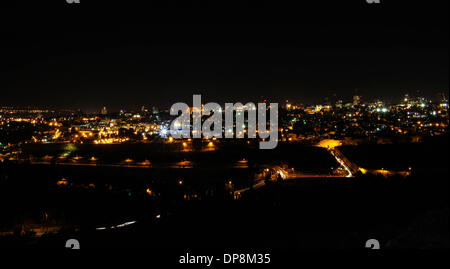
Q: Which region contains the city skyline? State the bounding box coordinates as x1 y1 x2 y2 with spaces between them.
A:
1 91 447 114
1 0 448 252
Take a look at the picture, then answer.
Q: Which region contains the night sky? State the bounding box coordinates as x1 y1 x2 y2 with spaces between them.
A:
1 1 448 112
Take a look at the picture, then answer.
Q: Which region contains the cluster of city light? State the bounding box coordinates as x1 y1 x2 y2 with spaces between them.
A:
1 94 448 149
93 138 129 144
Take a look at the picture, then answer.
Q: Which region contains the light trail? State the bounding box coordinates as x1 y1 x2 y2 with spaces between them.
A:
328 149 354 178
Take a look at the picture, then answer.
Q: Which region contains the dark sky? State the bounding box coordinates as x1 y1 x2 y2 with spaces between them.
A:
0 1 448 112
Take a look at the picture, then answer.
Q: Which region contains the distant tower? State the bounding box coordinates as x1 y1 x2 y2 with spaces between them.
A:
101 106 108 115
403 94 410 103
152 106 159 114
353 95 361 106
441 92 447 102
